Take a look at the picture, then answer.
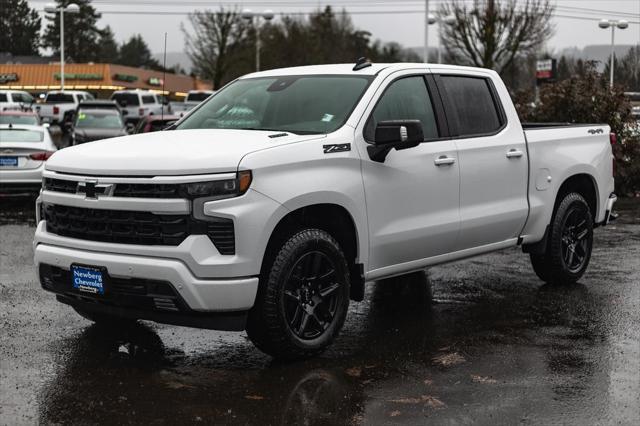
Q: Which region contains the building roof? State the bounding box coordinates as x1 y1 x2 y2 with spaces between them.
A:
0 63 212 95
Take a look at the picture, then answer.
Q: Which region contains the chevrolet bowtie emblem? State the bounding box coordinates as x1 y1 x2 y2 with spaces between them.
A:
77 181 112 199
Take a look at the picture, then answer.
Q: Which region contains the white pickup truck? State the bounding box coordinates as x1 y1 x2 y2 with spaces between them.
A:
37 90 94 126
34 63 617 359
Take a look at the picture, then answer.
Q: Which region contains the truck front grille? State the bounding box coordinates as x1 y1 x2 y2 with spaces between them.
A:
43 203 235 254
44 178 77 194
44 204 189 245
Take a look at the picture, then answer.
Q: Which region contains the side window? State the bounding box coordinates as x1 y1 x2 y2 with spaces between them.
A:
365 76 439 141
439 76 503 137
142 95 155 104
85 93 95 101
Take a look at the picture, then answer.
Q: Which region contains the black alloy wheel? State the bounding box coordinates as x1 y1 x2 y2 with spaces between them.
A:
283 251 343 340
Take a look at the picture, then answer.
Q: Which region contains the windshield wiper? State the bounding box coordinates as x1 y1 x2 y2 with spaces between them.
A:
238 127 322 135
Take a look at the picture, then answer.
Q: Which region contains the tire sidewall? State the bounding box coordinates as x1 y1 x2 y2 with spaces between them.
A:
270 231 350 351
548 193 594 283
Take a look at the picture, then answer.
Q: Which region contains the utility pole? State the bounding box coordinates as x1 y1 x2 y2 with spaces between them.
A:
44 3 80 91
423 0 430 63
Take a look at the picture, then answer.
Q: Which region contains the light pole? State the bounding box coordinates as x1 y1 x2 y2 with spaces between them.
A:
598 19 629 88
424 0 430 63
428 14 456 64
44 2 80 91
242 9 275 72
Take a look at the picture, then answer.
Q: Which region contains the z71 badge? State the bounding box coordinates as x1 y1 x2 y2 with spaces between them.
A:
323 143 351 154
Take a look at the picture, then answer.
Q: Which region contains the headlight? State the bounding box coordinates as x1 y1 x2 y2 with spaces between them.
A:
183 170 252 199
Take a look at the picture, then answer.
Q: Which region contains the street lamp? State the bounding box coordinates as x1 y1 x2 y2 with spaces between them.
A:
428 13 456 64
598 19 629 88
44 2 80 91
242 9 275 72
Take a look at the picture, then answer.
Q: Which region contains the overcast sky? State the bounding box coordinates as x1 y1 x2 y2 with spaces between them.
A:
28 0 640 54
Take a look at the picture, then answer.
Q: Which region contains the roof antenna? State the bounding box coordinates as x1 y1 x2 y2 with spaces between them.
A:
161 32 167 122
353 57 371 71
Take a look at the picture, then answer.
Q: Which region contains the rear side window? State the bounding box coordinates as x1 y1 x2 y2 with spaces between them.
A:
439 76 503 137
142 95 155 104
365 76 439 141
45 93 74 103
111 93 140 106
0 94 7 102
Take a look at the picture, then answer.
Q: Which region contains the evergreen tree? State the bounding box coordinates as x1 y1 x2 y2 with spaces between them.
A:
0 0 42 56
118 34 162 69
97 26 119 63
42 0 103 62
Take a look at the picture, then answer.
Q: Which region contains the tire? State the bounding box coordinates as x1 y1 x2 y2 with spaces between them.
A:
73 306 138 327
530 192 594 285
246 228 351 360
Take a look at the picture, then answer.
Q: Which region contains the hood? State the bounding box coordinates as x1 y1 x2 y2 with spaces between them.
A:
47 129 324 176
74 127 127 142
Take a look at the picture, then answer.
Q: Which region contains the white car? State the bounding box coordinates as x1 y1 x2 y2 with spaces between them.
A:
110 90 165 128
34 63 616 359
0 90 36 111
37 91 94 126
0 125 56 195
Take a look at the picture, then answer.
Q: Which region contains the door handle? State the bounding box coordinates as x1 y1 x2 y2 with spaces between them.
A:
434 155 456 166
506 149 524 158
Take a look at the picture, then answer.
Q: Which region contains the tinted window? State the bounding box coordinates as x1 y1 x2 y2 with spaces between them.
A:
111 93 140 106
142 95 155 104
0 129 44 142
75 111 123 129
177 76 372 135
440 76 502 136
186 92 211 102
365 76 438 141
0 94 7 102
150 119 176 132
45 93 74 103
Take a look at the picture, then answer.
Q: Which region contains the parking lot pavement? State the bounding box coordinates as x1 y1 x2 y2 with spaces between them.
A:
1 198 639 425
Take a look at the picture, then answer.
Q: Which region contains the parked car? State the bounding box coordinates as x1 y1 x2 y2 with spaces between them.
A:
0 90 36 111
37 91 94 126
110 90 164 129
0 110 42 126
0 124 56 195
34 63 616 359
133 115 180 134
184 90 215 110
71 109 127 145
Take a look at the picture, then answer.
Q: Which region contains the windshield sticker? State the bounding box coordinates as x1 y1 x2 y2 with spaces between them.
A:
321 114 334 122
78 113 86 120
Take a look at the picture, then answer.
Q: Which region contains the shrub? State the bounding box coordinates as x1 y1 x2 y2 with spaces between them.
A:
514 64 640 196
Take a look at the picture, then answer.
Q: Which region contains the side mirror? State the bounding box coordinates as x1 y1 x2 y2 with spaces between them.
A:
368 120 424 163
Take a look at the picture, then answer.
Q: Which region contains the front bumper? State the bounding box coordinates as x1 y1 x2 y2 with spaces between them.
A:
0 164 44 194
35 243 259 313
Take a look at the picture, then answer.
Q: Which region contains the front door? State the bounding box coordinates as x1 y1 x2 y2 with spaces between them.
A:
356 74 460 274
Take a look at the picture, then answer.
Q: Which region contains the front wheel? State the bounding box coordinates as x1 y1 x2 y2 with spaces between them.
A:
530 192 594 285
246 228 350 360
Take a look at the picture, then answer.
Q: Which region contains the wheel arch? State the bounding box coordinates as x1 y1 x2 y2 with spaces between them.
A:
260 202 365 301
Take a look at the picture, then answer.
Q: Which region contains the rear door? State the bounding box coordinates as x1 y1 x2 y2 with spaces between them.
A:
356 72 460 274
434 71 528 249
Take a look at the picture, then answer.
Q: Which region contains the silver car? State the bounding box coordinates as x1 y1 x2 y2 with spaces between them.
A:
0 125 57 195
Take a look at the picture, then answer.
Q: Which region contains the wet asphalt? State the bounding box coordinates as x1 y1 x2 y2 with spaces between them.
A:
0 197 638 425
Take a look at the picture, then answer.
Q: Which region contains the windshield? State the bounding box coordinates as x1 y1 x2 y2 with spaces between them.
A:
75 111 123 129
111 93 140 107
0 115 38 125
0 129 44 142
176 75 372 134
46 93 74 103
186 92 211 102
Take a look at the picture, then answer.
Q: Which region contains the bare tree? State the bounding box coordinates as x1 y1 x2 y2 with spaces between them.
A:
182 9 247 88
440 0 554 74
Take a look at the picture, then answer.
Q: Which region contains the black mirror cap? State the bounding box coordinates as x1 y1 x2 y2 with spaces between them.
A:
373 120 424 145
368 120 424 163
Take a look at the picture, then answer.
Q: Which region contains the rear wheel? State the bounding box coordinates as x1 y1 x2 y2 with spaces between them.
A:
246 228 350 360
530 192 594 285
